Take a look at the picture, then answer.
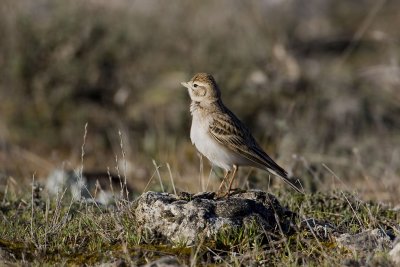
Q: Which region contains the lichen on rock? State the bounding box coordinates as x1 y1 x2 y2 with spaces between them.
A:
134 190 294 246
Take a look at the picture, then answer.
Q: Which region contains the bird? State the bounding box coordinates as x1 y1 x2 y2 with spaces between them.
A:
181 73 303 196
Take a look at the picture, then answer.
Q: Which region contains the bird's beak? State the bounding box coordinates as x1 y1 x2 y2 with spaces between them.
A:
181 81 190 88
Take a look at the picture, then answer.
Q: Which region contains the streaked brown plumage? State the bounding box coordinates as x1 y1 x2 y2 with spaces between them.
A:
181 73 302 195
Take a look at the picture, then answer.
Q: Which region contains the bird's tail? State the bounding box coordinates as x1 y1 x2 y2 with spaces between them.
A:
268 168 304 194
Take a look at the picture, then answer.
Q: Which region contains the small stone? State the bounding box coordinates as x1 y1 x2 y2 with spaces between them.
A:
342 258 361 267
336 229 392 253
389 238 400 264
142 256 183 267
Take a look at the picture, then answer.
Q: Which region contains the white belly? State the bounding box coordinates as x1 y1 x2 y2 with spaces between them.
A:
190 113 248 171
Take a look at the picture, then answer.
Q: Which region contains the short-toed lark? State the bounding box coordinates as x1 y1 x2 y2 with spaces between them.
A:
181 73 302 195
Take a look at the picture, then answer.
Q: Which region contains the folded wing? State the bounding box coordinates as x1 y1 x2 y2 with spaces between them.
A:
209 107 302 193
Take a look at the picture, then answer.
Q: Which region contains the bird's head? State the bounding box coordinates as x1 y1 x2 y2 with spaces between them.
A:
181 73 221 103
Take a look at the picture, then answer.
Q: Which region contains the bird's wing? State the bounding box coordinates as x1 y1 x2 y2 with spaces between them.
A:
208 109 288 178
209 112 303 193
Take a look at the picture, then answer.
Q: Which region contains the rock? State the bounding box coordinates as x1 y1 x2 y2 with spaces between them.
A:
336 229 393 253
300 218 337 240
135 190 293 246
46 169 134 204
341 259 362 267
389 238 400 264
142 256 183 267
96 259 129 267
0 247 16 262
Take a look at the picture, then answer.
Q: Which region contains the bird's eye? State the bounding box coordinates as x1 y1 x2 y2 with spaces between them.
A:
193 84 198 88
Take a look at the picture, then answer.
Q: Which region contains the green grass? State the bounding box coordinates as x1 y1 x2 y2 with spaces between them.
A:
1 188 398 266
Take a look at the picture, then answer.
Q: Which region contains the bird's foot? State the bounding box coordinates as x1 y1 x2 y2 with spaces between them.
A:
215 188 241 199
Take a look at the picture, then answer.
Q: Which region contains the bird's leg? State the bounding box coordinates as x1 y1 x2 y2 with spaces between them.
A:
225 165 238 196
217 170 230 194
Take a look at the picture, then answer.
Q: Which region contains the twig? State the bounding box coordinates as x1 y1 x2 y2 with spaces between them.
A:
166 163 177 195
153 160 164 192
30 173 35 240
80 123 88 180
337 0 386 65
119 130 129 200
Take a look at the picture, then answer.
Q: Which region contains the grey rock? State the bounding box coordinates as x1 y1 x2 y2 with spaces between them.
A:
46 169 133 205
142 256 183 267
135 190 292 246
96 259 129 267
389 238 400 264
0 247 16 262
336 229 393 253
341 258 362 267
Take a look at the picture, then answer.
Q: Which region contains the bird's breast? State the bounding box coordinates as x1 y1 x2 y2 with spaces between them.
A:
190 112 212 149
190 112 246 171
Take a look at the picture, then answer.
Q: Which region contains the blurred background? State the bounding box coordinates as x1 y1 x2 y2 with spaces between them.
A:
0 0 399 203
